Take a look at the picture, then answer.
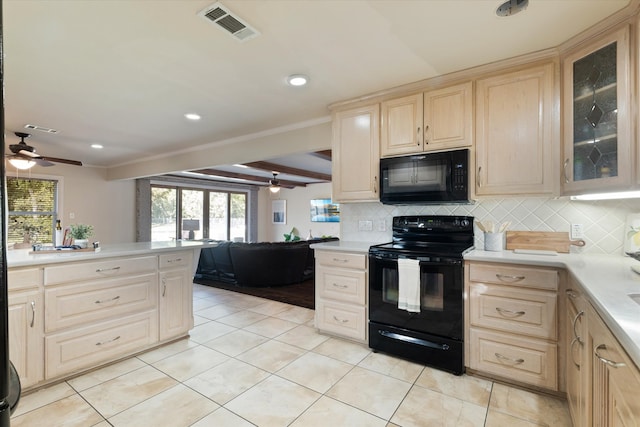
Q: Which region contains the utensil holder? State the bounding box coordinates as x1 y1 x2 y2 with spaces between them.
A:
484 232 504 252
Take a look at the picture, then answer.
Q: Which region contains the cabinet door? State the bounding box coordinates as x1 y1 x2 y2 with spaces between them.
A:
159 269 193 341
8 290 44 389
381 93 423 157
476 62 556 196
562 25 631 195
332 104 380 201
587 303 640 426
423 82 473 151
565 290 585 427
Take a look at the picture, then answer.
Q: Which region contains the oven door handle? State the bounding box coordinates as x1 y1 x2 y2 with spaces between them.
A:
379 330 450 351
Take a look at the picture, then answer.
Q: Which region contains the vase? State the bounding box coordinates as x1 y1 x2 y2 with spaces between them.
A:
74 239 89 249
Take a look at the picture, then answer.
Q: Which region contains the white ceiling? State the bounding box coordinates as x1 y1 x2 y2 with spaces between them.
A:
2 0 632 181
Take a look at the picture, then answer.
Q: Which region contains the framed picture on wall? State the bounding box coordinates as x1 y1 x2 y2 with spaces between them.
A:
310 199 340 222
272 200 286 224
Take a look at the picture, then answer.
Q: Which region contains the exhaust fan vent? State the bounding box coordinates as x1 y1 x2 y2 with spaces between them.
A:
199 2 260 42
24 124 58 134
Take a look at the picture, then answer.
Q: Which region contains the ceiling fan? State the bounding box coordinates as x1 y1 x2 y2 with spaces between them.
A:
7 132 83 169
268 172 281 193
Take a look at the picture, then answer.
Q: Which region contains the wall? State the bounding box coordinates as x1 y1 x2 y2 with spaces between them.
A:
258 182 340 242
8 164 136 246
340 197 640 255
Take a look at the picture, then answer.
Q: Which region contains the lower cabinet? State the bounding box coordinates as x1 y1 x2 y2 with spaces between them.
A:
465 261 559 390
8 288 44 389
159 251 194 341
586 301 640 426
314 250 368 342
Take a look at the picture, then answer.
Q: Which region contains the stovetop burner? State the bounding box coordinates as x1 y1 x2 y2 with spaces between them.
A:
370 215 475 258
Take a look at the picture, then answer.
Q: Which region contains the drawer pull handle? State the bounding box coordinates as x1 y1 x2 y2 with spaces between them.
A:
167 258 182 263
332 315 349 324
594 344 625 368
495 307 525 317
96 336 121 346
572 310 584 342
163 284 167 297
495 273 525 282
332 258 349 263
30 301 36 328
494 353 524 365
563 158 570 184
95 296 121 304
570 337 581 370
96 266 121 273
332 283 348 289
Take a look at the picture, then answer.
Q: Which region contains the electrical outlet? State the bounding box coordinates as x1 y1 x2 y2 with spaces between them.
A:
571 223 584 239
376 220 386 232
358 220 373 232
69 212 75 219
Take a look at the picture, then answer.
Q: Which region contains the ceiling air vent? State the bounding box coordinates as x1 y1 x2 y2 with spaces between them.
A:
198 2 260 42
24 124 58 134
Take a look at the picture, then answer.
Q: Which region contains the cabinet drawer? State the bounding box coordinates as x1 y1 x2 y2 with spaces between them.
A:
45 256 157 286
315 300 366 341
45 310 158 379
469 263 558 290
45 273 158 333
316 251 366 270
159 251 192 270
469 283 557 339
8 268 43 291
469 328 557 390
316 266 366 304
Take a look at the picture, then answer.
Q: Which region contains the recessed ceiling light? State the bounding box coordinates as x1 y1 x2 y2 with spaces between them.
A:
91 144 103 149
496 0 528 17
185 113 201 121
287 74 309 87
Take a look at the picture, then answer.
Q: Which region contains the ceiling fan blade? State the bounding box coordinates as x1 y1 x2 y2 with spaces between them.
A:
39 156 83 166
17 149 40 158
33 158 55 167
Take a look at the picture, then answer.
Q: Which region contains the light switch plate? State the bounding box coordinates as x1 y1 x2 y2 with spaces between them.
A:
359 220 373 232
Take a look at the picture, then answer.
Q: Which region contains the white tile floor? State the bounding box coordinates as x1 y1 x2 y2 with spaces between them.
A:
10 283 572 427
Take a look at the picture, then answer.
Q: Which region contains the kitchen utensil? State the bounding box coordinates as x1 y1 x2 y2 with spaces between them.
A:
498 221 511 233
475 221 487 232
505 231 586 253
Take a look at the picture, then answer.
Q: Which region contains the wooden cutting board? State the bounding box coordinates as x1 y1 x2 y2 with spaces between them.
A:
505 231 586 253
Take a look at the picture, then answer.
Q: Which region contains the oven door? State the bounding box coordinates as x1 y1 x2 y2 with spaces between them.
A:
368 253 463 340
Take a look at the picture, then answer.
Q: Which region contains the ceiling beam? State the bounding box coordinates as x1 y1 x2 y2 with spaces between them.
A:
243 160 331 181
192 168 306 188
309 150 332 161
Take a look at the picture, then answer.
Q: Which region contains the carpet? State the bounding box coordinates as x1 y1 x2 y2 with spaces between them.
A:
193 277 315 309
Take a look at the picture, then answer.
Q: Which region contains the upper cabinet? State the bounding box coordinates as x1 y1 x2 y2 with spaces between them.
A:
475 62 558 196
380 82 473 157
332 104 380 202
561 25 631 195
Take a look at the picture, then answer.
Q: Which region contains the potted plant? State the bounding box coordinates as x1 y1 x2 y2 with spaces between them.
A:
283 227 300 242
69 223 94 248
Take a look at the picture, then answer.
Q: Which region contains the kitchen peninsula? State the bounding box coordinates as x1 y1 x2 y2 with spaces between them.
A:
7 240 216 391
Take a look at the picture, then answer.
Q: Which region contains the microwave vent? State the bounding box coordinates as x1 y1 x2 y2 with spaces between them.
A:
198 2 260 42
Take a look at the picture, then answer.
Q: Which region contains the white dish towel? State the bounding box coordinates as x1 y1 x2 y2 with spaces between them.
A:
397 258 421 313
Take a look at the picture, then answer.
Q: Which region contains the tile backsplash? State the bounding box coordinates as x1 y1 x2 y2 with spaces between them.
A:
340 197 640 254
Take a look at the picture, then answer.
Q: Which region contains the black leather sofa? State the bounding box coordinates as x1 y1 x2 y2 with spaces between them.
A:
195 237 339 287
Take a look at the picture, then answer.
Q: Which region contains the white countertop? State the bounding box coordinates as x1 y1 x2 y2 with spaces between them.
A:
7 240 218 268
310 240 381 253
466 249 640 370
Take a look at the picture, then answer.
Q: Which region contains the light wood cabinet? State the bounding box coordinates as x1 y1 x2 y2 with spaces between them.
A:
380 82 473 157
586 301 640 426
8 267 44 390
158 251 194 341
332 104 380 202
562 25 631 195
475 62 557 196
315 250 367 342
565 280 586 427
466 261 559 390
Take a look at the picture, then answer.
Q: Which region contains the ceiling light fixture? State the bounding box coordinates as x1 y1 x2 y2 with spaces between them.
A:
8 158 36 170
185 113 201 121
269 172 281 193
91 144 103 149
496 0 528 17
287 74 309 87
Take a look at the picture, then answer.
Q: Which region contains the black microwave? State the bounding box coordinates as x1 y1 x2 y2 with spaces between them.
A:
379 149 471 205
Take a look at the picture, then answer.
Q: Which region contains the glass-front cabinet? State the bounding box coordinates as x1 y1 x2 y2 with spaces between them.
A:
562 25 631 195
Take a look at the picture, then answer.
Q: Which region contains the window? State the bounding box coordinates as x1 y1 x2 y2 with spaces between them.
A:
7 177 58 245
151 184 247 242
